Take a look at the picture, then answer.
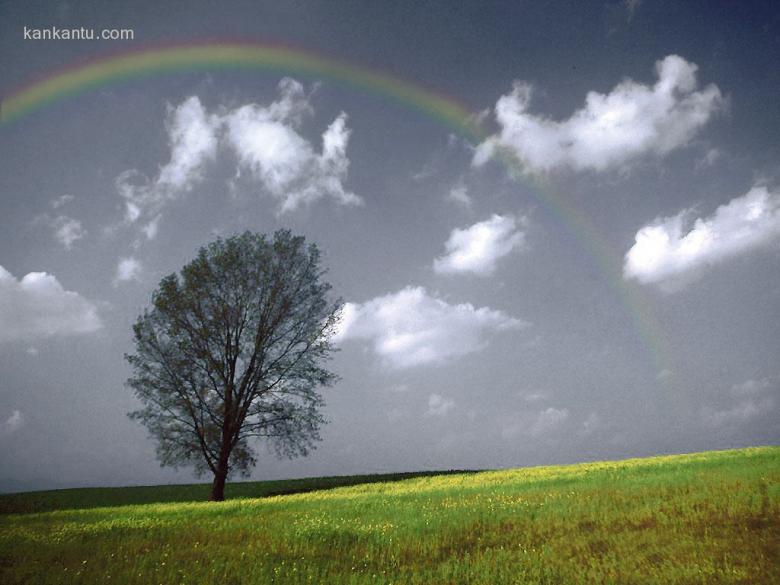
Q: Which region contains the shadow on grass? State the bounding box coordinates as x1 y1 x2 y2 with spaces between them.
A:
0 470 481 515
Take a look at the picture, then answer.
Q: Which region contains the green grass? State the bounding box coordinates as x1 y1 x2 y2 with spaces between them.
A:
1 447 777 584
0 470 475 515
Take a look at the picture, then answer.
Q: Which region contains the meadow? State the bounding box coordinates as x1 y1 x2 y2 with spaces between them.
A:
0 446 777 584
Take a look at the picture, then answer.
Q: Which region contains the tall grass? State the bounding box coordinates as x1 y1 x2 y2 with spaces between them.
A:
1 447 777 584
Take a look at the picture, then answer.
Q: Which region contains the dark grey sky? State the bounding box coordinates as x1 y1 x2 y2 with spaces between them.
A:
1 0 778 492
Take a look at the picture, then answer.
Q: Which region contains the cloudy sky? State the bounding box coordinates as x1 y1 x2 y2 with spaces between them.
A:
1 0 778 492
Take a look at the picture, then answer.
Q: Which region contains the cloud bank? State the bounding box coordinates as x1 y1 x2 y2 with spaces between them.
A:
0 265 102 343
333 286 525 368
434 214 524 276
474 55 723 173
624 184 780 290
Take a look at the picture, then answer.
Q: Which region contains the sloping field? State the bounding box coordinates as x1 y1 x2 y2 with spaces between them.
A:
1 447 777 584
0 470 474 515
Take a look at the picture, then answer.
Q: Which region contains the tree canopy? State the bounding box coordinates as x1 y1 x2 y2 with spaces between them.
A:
125 230 341 500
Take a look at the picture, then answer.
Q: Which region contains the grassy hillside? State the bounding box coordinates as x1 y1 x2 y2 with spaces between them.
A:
0 470 474 515
1 447 777 584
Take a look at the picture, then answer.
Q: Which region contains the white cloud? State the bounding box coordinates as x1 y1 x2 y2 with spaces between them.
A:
702 378 776 428
117 96 220 232
696 147 722 169
730 378 773 397
529 407 570 437
0 265 102 343
702 397 774 428
142 215 161 240
474 55 723 173
115 257 142 283
433 214 525 276
52 216 86 249
625 0 642 21
115 80 360 236
35 214 86 249
425 393 455 417
0 410 23 435
159 97 220 190
333 285 526 369
51 194 74 209
223 78 360 213
35 197 86 249
446 184 472 208
624 184 780 290
502 406 570 439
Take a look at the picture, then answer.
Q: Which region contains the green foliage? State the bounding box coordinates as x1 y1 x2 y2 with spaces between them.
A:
1 447 778 584
125 230 341 491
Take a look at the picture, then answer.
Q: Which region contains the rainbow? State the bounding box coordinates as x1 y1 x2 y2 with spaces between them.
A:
0 42 673 380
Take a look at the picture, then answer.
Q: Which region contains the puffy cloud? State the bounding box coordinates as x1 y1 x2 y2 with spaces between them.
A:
0 410 23 435
223 79 360 212
529 407 570 436
51 216 86 249
502 406 570 439
446 184 473 208
702 378 776 428
434 214 525 276
696 148 722 169
115 257 142 283
158 97 221 191
115 79 360 237
0 265 102 343
730 378 773 396
36 214 86 249
474 55 723 173
51 194 74 209
118 96 219 231
333 285 525 369
425 393 455 417
702 397 774 428
34 196 86 250
624 184 780 290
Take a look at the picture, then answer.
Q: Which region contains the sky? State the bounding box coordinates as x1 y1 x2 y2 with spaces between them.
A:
1 0 778 493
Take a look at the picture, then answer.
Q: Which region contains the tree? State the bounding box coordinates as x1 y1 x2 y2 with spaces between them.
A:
125 230 341 501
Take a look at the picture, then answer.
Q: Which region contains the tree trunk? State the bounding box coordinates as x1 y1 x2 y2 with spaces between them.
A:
210 468 228 501
211 420 233 501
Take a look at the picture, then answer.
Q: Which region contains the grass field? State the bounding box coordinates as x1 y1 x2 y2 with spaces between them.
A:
1 446 777 584
0 470 475 516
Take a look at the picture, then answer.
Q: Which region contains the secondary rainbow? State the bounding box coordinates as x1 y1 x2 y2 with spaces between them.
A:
0 42 673 378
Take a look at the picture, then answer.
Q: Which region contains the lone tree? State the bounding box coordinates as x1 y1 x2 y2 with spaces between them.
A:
126 230 341 501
